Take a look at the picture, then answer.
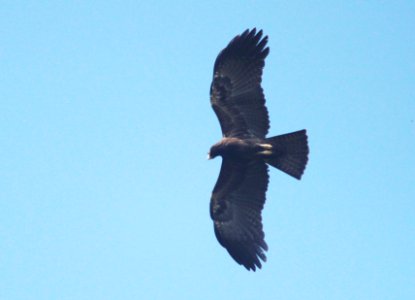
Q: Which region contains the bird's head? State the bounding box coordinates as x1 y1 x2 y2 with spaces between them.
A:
207 144 221 160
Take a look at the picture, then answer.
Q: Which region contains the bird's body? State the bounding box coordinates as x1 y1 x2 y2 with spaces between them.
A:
209 137 262 160
208 28 309 271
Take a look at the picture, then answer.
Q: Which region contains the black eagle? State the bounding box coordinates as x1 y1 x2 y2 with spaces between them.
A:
208 28 309 271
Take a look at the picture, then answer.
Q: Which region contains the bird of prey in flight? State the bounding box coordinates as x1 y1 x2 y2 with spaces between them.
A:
208 28 309 271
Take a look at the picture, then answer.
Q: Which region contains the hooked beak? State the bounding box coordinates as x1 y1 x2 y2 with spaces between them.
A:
207 153 212 160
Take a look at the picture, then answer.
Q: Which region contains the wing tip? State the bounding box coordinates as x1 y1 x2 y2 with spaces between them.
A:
214 223 269 271
217 28 270 65
239 28 269 56
228 240 269 272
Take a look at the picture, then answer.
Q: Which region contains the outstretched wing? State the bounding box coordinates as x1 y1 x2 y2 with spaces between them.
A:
210 28 270 138
210 158 269 271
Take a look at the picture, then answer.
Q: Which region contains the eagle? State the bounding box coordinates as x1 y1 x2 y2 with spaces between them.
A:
208 28 309 271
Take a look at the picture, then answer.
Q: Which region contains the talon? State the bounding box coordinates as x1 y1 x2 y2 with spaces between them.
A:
258 150 273 156
259 143 273 150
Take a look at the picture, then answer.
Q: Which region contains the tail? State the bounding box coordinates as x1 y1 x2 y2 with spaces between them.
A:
264 129 309 180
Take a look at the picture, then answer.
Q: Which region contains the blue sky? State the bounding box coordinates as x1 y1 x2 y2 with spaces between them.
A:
1 1 414 299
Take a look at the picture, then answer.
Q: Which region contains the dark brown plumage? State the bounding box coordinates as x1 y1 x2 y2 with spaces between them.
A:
208 28 309 271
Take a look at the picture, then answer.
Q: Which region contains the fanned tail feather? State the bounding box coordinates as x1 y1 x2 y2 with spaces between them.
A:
265 129 309 180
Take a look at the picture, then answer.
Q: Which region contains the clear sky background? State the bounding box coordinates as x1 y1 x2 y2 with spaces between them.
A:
1 1 414 299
